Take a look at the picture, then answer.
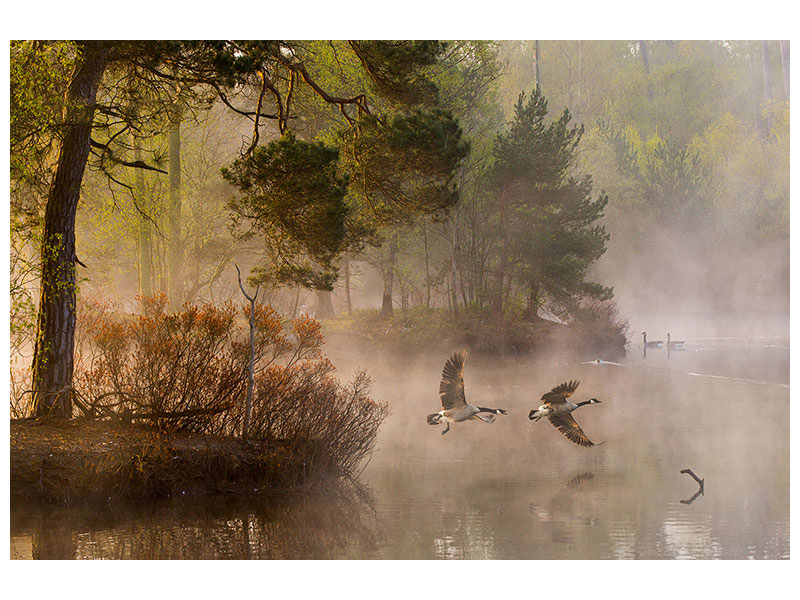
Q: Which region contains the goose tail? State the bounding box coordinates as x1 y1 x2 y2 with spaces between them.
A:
427 413 442 425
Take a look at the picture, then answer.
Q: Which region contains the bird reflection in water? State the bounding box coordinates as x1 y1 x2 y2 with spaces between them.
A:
528 472 598 544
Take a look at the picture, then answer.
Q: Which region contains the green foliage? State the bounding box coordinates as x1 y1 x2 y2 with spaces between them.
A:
16 39 787 369
503 40 788 238
340 108 469 224
491 88 611 319
186 40 285 86
10 42 78 358
434 41 504 172
208 40 469 297
10 41 76 190
223 133 350 290
691 109 789 236
349 40 445 105
493 88 583 188
509 178 612 315
598 119 712 223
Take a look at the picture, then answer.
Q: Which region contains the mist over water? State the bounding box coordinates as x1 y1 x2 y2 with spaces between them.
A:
336 328 789 559
10 40 789 561
12 322 789 559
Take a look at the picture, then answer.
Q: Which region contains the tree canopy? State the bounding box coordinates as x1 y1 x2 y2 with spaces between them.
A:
10 39 789 419
489 87 610 319
222 133 349 290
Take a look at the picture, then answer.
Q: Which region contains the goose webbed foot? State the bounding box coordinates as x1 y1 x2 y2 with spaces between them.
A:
441 423 450 435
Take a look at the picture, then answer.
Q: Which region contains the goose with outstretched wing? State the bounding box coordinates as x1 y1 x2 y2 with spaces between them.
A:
427 351 507 435
529 380 602 447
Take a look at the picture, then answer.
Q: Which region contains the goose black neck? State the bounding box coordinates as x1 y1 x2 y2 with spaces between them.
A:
576 400 594 407
478 407 498 413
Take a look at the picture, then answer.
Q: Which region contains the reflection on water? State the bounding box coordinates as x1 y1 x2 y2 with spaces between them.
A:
11 483 382 559
10 334 790 559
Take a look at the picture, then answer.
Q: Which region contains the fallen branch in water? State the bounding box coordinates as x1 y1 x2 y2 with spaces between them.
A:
680 468 704 504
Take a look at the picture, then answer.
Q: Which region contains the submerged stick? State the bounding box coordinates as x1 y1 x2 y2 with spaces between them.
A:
680 468 704 503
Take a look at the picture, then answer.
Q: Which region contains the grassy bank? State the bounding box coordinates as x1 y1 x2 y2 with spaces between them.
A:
10 417 322 504
324 305 628 361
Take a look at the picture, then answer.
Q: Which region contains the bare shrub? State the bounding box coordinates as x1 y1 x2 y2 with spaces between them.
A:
241 366 388 477
76 294 245 432
9 368 31 418
575 298 629 334
73 294 388 476
222 314 389 476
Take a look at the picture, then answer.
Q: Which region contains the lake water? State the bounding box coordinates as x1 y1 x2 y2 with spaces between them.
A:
10 333 790 559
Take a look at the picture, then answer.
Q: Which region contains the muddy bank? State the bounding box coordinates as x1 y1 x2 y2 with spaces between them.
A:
10 418 317 504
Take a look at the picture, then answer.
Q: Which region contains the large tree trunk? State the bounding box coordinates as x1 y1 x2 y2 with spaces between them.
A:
343 254 353 315
132 128 152 297
31 41 109 418
761 41 773 103
492 183 509 316
316 289 335 319
381 232 398 318
639 40 654 102
778 40 790 100
167 112 182 311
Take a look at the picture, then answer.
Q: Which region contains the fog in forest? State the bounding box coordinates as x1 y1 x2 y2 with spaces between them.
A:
49 41 790 337
9 39 789 562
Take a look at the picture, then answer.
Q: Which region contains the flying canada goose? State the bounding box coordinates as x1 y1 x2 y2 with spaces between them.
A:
426 351 508 435
666 333 685 349
528 380 601 447
642 331 663 348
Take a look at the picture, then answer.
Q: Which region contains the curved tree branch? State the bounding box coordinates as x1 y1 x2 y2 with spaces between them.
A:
90 138 168 174
244 70 269 155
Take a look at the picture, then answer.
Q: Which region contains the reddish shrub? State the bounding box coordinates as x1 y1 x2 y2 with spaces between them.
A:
73 294 388 476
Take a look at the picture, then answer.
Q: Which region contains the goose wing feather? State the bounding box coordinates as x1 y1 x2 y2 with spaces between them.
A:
439 351 467 410
541 380 580 404
548 413 595 447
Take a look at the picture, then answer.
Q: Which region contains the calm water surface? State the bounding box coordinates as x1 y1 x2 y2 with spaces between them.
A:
10 334 789 559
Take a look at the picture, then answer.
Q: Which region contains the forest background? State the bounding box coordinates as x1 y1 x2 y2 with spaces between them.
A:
9 39 790 416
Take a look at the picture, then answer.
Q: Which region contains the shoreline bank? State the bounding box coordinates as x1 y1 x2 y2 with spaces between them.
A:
10 418 314 504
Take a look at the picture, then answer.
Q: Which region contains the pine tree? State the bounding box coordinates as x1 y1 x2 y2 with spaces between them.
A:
222 132 349 290
490 87 611 319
